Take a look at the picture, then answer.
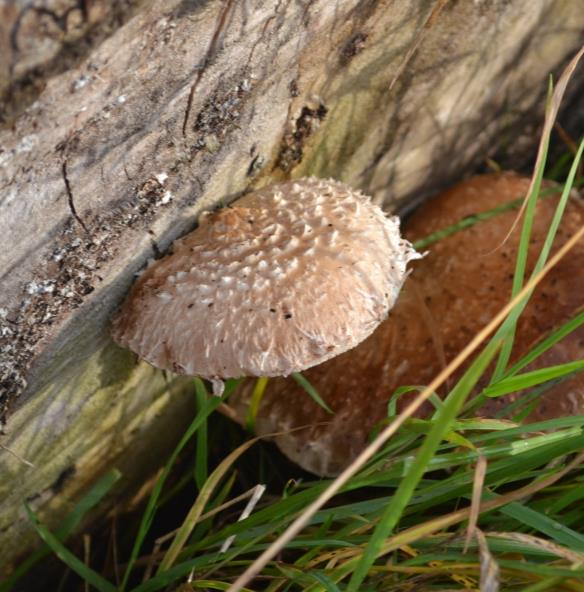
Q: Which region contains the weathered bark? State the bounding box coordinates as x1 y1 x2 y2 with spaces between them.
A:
0 0 583 574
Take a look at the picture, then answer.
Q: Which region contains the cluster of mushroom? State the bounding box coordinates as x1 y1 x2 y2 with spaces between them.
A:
228 173 584 475
113 173 584 477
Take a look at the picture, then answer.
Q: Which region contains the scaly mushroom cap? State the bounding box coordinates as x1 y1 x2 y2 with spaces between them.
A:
112 177 419 379
228 172 584 476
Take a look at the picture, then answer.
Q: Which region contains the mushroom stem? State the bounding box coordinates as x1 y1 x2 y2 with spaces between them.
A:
211 378 225 397
246 376 269 432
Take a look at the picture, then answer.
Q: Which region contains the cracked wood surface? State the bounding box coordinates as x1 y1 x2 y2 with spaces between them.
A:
0 0 583 574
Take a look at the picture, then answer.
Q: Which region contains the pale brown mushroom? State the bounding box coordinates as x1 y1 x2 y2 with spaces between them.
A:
112 177 420 384
228 172 584 476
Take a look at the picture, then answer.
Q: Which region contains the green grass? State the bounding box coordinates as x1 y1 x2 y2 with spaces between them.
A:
0 469 121 592
10 60 584 591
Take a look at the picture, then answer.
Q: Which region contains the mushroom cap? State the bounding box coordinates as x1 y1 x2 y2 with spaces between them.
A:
112 177 419 379
228 172 584 476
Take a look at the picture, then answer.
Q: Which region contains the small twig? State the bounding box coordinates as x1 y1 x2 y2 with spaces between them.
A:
0 443 34 467
476 529 500 592
142 538 163 583
140 484 267 580
182 0 237 137
554 121 579 155
62 160 89 233
220 484 266 553
83 533 91 592
464 454 487 553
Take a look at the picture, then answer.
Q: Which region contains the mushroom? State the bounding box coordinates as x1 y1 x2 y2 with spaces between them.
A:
228 172 584 476
112 177 420 390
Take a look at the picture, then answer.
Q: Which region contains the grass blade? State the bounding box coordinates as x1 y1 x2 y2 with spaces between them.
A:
476 529 500 592
191 581 255 591
24 504 116 592
305 570 343 591
158 437 259 572
491 109 550 381
492 135 584 381
121 387 224 590
491 45 584 378
246 376 269 431
387 386 443 417
483 359 584 398
292 372 334 414
503 309 584 378
194 377 209 490
412 184 564 252
1 469 121 592
531 137 584 269
413 196 523 251
498 500 584 552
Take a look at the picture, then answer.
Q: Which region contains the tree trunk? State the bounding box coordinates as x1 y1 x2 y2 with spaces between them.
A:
0 0 583 574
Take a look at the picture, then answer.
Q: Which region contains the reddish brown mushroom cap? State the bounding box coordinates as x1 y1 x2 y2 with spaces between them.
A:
228 173 584 476
112 177 420 380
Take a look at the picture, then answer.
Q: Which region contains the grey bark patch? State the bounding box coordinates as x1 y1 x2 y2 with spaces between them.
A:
0 0 144 126
0 174 176 423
